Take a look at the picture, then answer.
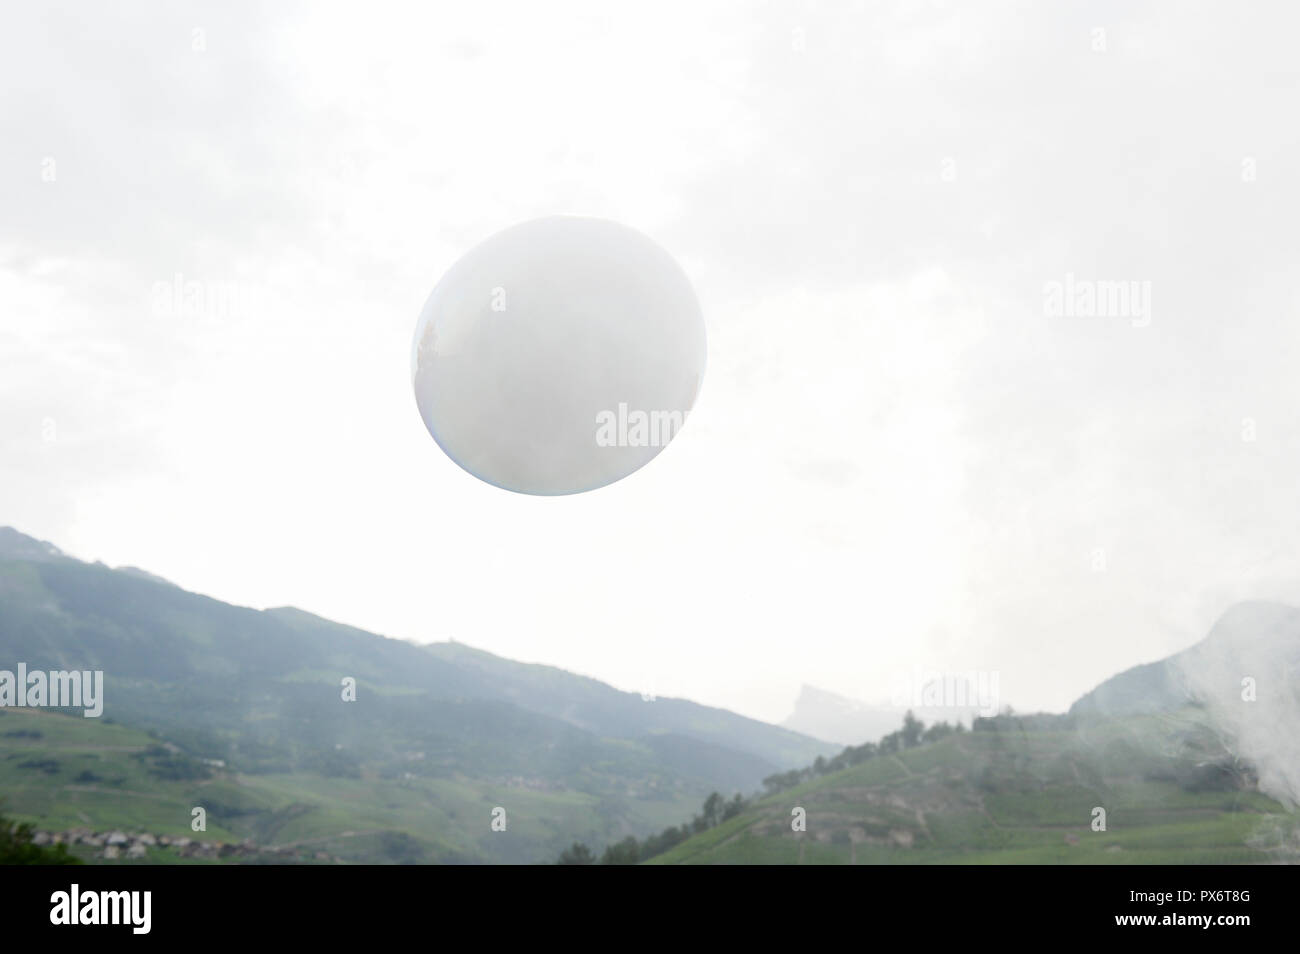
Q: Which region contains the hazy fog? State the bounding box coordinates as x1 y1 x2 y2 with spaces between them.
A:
3 1 1300 723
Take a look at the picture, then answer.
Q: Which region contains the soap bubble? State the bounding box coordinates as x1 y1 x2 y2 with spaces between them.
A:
411 216 706 495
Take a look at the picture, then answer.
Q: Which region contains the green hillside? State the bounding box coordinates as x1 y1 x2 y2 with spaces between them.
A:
0 705 699 864
572 599 1299 865
7 524 1296 866
640 709 1299 865
0 527 833 863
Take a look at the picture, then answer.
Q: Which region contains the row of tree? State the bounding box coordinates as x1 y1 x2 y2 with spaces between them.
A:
557 710 961 864
761 711 963 795
558 789 748 865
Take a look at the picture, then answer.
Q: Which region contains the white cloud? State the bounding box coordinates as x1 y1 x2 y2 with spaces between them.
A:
4 1 1300 724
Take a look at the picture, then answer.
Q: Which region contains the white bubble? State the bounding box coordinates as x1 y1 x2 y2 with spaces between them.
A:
411 216 706 495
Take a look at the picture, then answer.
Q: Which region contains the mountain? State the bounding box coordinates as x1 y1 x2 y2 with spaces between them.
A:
619 602 1300 864
0 527 833 863
1071 601 1300 813
644 708 1298 865
1070 601 1300 718
0 527 64 563
782 685 905 746
783 683 984 747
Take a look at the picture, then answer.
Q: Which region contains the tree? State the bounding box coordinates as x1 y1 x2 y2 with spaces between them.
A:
640 825 684 858
700 792 725 829
901 710 924 748
923 720 956 744
722 793 745 821
0 808 79 865
599 836 641 865
762 769 803 793
557 842 595 865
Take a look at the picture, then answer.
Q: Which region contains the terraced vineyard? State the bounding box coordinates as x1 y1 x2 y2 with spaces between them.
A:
0 706 685 864
648 711 1300 865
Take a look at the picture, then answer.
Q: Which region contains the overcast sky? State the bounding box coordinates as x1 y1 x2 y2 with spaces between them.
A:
3 1 1299 725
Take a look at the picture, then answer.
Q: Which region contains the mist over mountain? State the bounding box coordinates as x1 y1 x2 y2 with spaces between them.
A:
783 682 988 748
782 685 905 747
1064 599 1300 817
574 603 1300 864
4 524 1297 864
1174 603 1300 807
1069 600 1300 807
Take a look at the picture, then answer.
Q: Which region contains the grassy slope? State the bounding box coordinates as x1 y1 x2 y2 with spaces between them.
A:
0 707 694 864
648 713 1299 865
0 551 831 778
0 535 834 862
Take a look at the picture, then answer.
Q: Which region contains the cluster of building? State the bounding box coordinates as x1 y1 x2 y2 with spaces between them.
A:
30 828 337 862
